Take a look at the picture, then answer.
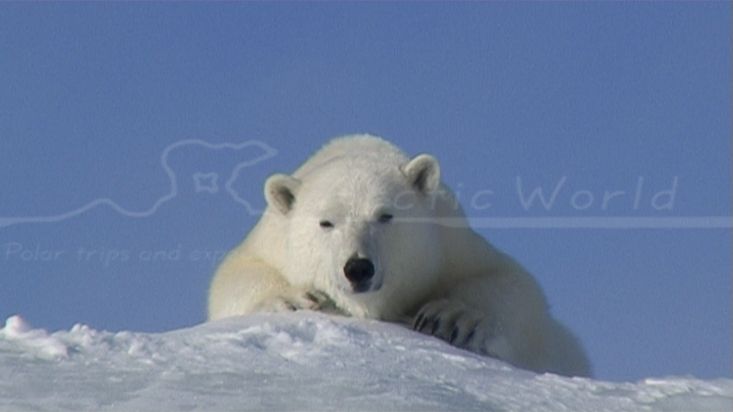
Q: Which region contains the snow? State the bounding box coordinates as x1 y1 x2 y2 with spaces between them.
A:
0 313 730 412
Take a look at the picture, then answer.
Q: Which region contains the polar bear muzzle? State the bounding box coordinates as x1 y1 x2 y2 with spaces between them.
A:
343 257 375 293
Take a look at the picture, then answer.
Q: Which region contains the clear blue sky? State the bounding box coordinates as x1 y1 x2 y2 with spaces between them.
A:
0 3 730 381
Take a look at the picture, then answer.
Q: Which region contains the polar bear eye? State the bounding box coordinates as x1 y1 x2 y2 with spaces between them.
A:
319 220 334 229
377 213 394 224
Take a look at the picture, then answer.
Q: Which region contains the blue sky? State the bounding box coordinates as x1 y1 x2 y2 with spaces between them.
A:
0 3 730 381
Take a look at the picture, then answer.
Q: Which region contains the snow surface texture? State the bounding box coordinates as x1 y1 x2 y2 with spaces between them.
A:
0 313 730 412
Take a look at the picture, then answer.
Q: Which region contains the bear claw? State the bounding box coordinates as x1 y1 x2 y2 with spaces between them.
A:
412 299 495 354
413 314 424 330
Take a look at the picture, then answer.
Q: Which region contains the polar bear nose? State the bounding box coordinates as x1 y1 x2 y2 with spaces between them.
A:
343 258 375 284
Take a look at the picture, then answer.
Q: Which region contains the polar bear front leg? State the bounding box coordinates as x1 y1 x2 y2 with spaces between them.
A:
209 255 338 319
413 299 514 362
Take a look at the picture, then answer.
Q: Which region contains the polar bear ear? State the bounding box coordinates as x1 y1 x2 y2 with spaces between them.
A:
402 154 441 194
264 174 302 215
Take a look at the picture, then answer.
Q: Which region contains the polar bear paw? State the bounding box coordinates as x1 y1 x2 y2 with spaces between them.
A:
413 299 513 361
258 290 334 313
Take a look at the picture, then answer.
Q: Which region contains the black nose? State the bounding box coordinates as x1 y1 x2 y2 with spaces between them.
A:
343 258 375 284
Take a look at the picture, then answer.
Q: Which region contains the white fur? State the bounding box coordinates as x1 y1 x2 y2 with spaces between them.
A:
208 134 591 377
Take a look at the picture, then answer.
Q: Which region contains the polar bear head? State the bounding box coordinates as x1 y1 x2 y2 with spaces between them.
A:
264 153 445 319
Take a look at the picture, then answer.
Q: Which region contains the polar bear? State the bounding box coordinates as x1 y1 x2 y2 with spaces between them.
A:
208 134 591 377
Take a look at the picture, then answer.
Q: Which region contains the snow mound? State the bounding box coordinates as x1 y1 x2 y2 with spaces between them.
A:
0 316 68 359
0 313 730 412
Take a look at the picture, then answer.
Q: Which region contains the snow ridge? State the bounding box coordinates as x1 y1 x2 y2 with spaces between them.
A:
0 313 731 412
